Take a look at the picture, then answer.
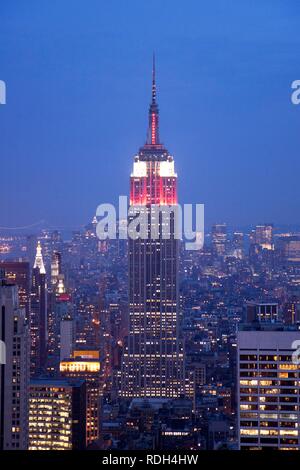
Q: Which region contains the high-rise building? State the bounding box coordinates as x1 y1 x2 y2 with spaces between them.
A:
30 241 47 376
0 271 29 450
60 315 74 362
120 58 184 398
283 299 300 325
250 224 274 251
26 234 37 267
60 350 101 446
231 232 244 259
211 223 227 257
277 235 300 264
28 378 86 450
244 301 279 324
0 260 31 320
47 292 73 374
51 251 62 287
238 325 300 450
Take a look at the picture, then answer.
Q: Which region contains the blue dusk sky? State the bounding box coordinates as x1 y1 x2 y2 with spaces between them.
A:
1 0 300 231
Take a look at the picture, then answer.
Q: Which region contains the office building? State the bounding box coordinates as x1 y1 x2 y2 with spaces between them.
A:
0 260 31 321
238 325 300 450
28 378 86 450
244 302 279 324
30 241 47 376
0 271 29 450
211 223 227 257
60 350 101 445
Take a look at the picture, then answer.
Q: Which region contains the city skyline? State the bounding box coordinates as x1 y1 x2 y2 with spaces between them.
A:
2 0 300 458
1 1 300 229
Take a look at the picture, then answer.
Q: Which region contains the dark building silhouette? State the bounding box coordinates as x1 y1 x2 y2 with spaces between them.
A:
0 260 31 321
30 241 47 376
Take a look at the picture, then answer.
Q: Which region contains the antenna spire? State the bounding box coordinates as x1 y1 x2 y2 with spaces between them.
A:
152 53 156 104
146 54 160 146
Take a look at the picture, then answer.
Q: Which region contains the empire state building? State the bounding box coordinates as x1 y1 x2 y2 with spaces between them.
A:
121 58 185 398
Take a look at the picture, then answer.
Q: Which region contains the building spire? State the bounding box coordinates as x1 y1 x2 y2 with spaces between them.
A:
33 240 46 274
152 53 156 104
146 53 160 146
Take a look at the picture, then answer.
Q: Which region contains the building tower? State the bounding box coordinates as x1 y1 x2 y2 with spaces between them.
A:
30 241 47 376
51 251 62 287
29 377 86 450
120 57 184 398
0 261 31 321
0 270 29 450
238 325 300 450
60 350 101 446
211 223 227 257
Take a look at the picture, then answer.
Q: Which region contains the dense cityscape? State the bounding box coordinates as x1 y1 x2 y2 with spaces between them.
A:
1 63 300 452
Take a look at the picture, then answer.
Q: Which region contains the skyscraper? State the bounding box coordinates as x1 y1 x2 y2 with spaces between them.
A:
211 223 227 257
51 250 62 287
28 378 86 450
60 350 101 445
0 261 31 321
249 224 274 256
238 325 300 450
0 270 29 450
121 58 184 398
30 241 47 376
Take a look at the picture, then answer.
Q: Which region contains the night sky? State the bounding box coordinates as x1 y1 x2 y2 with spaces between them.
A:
1 0 300 230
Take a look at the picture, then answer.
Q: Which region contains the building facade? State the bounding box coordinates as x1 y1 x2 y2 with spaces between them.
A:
0 261 31 321
60 350 101 445
0 272 29 450
28 378 86 450
30 241 47 376
238 326 300 450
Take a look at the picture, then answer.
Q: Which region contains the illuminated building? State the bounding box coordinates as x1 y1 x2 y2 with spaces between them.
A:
60 315 74 361
283 300 300 325
0 271 29 450
47 291 73 373
277 235 300 263
28 378 86 450
0 260 30 320
185 360 206 412
123 397 195 450
60 350 101 445
238 325 300 450
51 251 61 287
250 224 274 251
120 57 184 398
211 223 227 257
30 241 47 376
232 232 244 259
47 249 69 370
244 301 279 324
99 274 128 393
